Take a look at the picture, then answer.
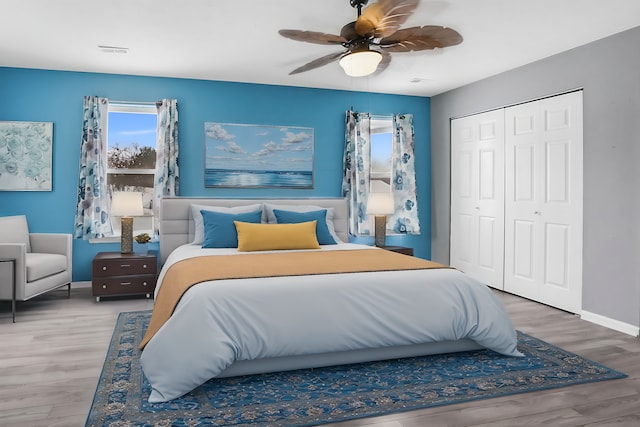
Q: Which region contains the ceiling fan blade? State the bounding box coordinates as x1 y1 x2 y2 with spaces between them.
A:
379 25 463 52
373 50 392 74
355 0 419 38
279 29 346 45
288 51 346 75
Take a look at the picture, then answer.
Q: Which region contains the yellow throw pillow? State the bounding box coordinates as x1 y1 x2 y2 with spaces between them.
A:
235 220 321 252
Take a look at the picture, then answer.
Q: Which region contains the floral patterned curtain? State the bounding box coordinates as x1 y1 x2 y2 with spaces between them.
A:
153 99 179 236
342 110 372 236
389 113 420 234
74 96 112 239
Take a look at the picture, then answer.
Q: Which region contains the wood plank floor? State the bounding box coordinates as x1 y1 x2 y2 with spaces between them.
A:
0 286 638 427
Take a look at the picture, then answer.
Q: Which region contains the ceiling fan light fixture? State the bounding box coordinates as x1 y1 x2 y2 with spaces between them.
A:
339 50 382 77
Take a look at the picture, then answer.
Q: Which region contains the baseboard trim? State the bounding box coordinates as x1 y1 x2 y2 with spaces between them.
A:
72 281 92 289
581 310 639 337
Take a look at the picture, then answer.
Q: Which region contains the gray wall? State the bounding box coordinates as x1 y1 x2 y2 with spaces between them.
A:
431 26 640 327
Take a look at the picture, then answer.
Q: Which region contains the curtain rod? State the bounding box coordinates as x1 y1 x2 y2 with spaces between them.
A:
109 100 160 106
371 114 393 120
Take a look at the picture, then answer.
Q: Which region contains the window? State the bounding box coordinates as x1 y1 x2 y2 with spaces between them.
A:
107 103 157 237
369 117 393 193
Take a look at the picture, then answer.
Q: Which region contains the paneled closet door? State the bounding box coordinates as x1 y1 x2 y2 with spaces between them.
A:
450 109 505 289
504 91 583 313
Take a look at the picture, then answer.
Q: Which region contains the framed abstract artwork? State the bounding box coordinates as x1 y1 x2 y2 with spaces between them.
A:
0 121 53 191
204 122 314 188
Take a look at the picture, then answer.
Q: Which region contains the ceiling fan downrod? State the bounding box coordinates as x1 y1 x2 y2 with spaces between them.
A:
349 0 369 16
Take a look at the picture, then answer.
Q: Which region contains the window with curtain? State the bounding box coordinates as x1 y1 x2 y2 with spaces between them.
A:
342 110 420 237
74 97 179 241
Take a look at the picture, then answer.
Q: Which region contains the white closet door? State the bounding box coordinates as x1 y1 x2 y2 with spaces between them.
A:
504 91 583 313
450 109 505 289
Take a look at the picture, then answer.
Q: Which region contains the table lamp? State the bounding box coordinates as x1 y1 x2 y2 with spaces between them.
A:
111 191 144 254
366 192 395 247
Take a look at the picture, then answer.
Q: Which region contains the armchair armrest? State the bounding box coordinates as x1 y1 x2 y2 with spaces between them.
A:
0 243 27 261
29 233 73 274
0 243 27 301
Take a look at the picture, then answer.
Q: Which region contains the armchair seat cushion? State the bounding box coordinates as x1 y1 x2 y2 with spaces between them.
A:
26 253 67 282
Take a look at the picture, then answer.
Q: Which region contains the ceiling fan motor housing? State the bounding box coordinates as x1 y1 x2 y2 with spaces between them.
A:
340 22 361 43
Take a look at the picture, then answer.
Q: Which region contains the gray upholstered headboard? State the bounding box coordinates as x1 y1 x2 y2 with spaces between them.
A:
159 197 349 264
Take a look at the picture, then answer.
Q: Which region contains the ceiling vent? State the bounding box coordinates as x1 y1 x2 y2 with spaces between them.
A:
98 45 129 54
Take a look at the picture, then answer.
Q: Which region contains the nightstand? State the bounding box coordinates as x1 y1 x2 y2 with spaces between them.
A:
379 245 414 256
92 252 157 302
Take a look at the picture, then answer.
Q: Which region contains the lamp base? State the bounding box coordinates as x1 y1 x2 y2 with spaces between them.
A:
374 215 387 247
120 217 134 254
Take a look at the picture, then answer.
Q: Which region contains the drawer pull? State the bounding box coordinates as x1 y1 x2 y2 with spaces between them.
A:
120 282 132 286
143 282 148 286
102 284 107 289
120 264 132 268
102 266 107 271
143 264 147 269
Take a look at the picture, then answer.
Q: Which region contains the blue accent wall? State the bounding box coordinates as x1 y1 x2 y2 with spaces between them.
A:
0 67 431 281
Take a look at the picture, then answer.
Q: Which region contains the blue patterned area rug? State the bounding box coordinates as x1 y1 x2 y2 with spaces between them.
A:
86 310 626 427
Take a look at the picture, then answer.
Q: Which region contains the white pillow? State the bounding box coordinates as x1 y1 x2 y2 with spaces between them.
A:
190 204 262 245
263 203 343 243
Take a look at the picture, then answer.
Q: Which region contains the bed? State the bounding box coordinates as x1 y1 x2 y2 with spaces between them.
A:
140 197 522 403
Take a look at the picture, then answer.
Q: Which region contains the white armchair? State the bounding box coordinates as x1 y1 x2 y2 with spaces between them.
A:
0 215 72 322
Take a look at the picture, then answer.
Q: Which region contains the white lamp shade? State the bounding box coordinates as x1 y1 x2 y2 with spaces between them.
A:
366 192 395 215
111 191 144 217
339 50 382 77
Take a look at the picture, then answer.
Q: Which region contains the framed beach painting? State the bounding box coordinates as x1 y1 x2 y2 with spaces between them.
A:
0 121 53 191
204 122 314 188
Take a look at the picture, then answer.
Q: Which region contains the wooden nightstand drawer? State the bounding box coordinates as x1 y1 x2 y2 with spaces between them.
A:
93 255 156 277
92 275 156 296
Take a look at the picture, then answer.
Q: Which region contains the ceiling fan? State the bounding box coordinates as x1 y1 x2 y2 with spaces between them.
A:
278 0 463 77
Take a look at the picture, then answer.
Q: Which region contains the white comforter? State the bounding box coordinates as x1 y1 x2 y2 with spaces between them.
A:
141 243 522 402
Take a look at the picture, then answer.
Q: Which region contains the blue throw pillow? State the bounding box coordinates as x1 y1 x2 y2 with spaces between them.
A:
201 209 262 248
273 209 337 245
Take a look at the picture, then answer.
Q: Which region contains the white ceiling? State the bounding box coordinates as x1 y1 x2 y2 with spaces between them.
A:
2 0 640 97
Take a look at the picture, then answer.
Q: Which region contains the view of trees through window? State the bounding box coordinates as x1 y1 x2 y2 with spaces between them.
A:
107 142 156 187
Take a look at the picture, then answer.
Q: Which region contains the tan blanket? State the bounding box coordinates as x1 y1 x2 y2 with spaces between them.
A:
139 249 450 350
